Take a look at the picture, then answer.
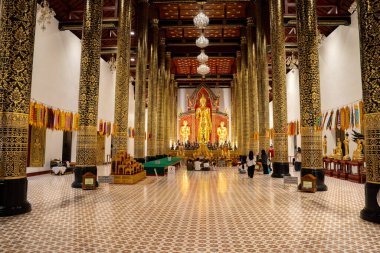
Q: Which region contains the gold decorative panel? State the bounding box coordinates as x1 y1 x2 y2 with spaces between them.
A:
29 126 46 167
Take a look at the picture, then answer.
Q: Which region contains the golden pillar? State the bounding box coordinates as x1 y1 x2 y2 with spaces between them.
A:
256 0 270 154
134 0 149 161
0 0 37 216
163 53 172 152
236 52 243 155
269 0 289 178
156 39 166 156
296 0 326 191
241 37 250 155
72 0 103 188
147 19 159 159
231 77 236 148
247 17 259 154
113 0 132 154
358 0 380 223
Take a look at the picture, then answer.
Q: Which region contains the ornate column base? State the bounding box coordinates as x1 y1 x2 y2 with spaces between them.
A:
271 162 290 178
71 166 98 188
0 178 31 216
361 183 380 224
298 168 328 191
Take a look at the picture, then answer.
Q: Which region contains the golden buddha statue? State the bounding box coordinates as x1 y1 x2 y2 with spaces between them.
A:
196 94 212 143
352 139 364 161
323 135 327 158
343 134 350 160
333 138 343 160
217 121 228 145
180 120 190 143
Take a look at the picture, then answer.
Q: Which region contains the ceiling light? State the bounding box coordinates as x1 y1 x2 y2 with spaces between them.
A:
193 10 209 29
197 50 208 64
130 31 135 35
197 63 210 77
131 58 135 62
196 34 209 48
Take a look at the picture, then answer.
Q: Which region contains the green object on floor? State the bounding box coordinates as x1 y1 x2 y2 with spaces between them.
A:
143 157 182 176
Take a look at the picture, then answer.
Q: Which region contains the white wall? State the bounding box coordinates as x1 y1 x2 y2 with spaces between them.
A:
28 16 115 173
285 11 362 158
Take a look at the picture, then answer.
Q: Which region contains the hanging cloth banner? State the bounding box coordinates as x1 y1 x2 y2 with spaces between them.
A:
354 104 360 128
29 100 79 132
326 110 334 130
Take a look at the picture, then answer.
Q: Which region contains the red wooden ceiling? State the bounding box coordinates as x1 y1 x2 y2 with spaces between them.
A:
157 2 246 20
45 0 355 79
173 58 235 75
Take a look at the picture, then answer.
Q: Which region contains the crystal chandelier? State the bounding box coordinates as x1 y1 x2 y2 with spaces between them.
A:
108 54 117 72
197 50 208 64
196 34 209 48
193 10 209 29
197 63 210 77
286 52 299 72
37 0 56 31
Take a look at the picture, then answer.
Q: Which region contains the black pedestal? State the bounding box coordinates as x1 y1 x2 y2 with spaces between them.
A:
145 156 156 162
135 158 146 164
360 183 380 224
0 177 31 216
71 166 98 188
271 162 290 178
299 168 328 191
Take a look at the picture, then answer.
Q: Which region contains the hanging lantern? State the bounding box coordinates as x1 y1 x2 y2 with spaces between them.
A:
197 50 209 64
196 34 209 48
193 10 209 29
197 64 210 77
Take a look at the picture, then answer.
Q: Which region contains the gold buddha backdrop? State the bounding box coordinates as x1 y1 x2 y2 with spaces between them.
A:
178 84 229 144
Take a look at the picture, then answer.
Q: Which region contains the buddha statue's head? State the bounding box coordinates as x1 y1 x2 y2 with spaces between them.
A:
220 121 225 127
200 94 207 107
183 120 188 126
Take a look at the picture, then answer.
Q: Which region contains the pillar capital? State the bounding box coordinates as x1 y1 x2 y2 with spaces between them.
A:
152 18 159 27
241 36 247 44
247 17 254 27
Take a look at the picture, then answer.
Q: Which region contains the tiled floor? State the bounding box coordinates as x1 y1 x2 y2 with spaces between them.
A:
1 166 379 253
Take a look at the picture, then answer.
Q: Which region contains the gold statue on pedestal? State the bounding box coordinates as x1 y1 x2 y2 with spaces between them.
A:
323 135 327 158
352 139 364 161
330 138 343 160
217 121 228 145
180 120 190 143
196 94 212 143
343 133 350 160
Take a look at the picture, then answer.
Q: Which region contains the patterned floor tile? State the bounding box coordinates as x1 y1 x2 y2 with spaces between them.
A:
0 166 379 253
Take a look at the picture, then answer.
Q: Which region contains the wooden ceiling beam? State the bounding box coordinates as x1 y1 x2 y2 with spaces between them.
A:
59 19 119 31
284 15 351 26
159 19 246 29
152 0 250 3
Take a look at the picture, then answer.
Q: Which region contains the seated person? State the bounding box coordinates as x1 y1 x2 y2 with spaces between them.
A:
203 160 210 171
238 163 246 174
194 158 202 171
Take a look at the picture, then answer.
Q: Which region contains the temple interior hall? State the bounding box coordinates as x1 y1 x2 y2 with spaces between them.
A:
1 0 380 252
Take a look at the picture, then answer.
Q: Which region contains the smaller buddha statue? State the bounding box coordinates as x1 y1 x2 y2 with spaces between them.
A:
333 138 343 160
343 133 351 160
217 121 228 145
323 135 327 158
180 120 190 143
352 139 364 161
